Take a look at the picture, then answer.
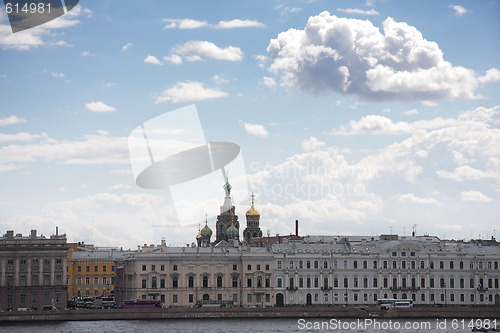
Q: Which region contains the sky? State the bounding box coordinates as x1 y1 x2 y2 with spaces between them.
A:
0 0 499 249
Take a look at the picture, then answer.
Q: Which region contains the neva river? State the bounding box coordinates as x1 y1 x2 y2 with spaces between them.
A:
0 318 477 333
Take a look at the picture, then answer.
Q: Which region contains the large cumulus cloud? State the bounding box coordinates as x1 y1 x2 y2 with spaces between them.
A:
266 11 497 101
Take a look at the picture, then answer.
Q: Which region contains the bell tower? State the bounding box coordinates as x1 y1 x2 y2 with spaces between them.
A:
243 192 262 243
215 177 239 243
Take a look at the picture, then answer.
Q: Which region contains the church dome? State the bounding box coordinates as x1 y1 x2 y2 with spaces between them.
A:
196 229 202 239
246 192 260 218
200 221 212 237
227 223 239 238
246 205 260 218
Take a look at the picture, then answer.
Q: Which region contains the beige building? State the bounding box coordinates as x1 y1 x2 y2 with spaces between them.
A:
114 242 274 307
0 229 68 310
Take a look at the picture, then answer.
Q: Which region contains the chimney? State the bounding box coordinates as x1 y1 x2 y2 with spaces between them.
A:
275 234 280 244
56 226 59 236
31 230 37 239
295 220 299 236
6 230 14 239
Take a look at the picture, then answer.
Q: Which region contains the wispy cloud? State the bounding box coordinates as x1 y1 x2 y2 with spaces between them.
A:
163 18 264 30
121 42 133 52
84 101 117 112
450 5 469 16
155 81 228 104
0 115 26 127
243 122 270 138
336 8 380 16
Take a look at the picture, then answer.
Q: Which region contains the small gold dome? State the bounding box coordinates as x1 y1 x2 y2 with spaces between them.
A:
246 204 260 218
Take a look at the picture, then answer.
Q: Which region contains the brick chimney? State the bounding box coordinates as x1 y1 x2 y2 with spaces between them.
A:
295 220 299 236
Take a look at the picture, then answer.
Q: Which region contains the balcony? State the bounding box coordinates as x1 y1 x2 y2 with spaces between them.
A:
286 286 298 291
321 286 332 291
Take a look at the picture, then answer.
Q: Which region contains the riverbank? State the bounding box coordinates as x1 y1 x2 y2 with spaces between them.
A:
0 306 498 322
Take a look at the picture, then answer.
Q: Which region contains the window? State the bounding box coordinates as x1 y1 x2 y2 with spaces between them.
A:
306 278 311 288
277 278 282 288
324 278 328 288
299 261 303 268
43 274 50 285
469 278 474 288
353 261 358 269
363 261 367 269
410 252 415 257
233 264 237 270
247 278 252 288
392 252 397 257
343 260 347 268
430 261 434 269
247 294 252 303
142 279 147 288
151 265 156 271
314 261 319 269
103 266 107 272
265 278 270 288
20 293 26 304
401 252 406 257
460 278 464 289
161 279 165 288
420 261 425 269
111 265 115 272
450 278 455 288
373 261 377 269
218 294 222 301
277 261 282 269
430 278 435 288
173 264 178 271
373 278 378 288
289 261 293 269
233 294 238 302
94 277 99 285
161 265 165 271
290 277 294 289
344 277 348 288
353 277 358 288
307 261 311 269
142 265 146 271
189 276 194 288
411 261 416 269
265 264 270 270
232 275 238 288
173 276 178 288
77 266 81 272
334 261 337 269
440 261 444 269
20 275 27 286
248 264 252 270
257 277 262 288
266 294 271 302
32 292 38 304
392 261 397 269
189 294 193 303
203 276 208 288
314 277 318 288
393 278 397 288
95 266 98 272
257 264 261 270
86 266 90 272
363 277 368 288
77 277 82 285
421 278 425 288
152 277 157 288
173 294 178 303
402 261 406 269
459 261 464 270
217 276 223 288
383 261 388 269
450 261 454 269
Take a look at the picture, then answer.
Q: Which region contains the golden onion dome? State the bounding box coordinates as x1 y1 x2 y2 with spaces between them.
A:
246 204 260 218
196 230 202 239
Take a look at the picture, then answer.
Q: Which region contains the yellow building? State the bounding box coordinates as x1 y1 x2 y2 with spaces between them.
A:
67 242 131 299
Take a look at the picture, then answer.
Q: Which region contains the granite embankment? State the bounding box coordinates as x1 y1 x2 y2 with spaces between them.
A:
0 306 498 322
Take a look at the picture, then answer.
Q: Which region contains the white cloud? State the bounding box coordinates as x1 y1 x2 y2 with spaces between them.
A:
163 54 183 65
217 19 265 29
0 115 26 127
121 42 133 52
51 72 65 78
260 77 276 87
101 81 116 88
0 132 47 143
0 5 89 50
450 5 469 16
84 101 117 112
163 18 208 30
174 41 243 61
212 74 229 85
336 8 380 16
155 81 229 104
460 191 493 203
436 165 492 182
80 184 91 189
403 109 419 116
301 137 325 152
81 51 95 57
111 184 130 190
144 55 163 66
267 11 486 101
397 193 439 205
58 186 66 192
478 68 500 84
243 123 270 138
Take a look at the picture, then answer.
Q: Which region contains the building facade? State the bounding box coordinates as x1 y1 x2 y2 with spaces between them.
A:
273 235 500 307
114 242 274 307
0 229 68 310
67 243 131 299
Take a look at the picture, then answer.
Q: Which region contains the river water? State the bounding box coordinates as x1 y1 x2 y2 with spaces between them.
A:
0 318 483 332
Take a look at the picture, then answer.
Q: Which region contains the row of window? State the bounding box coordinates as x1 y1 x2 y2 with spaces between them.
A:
76 265 115 273
2 257 62 265
145 293 272 304
277 259 500 270
1 274 62 286
140 264 271 272
141 275 273 289
76 276 115 285
7 291 62 305
276 276 500 289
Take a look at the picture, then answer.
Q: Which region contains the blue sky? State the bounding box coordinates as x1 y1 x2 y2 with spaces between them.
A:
0 0 499 248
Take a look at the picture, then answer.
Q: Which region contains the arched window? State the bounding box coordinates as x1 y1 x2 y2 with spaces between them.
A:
257 276 262 288
217 276 223 288
172 276 178 288
152 276 157 289
232 275 238 288
203 276 209 288
188 276 194 288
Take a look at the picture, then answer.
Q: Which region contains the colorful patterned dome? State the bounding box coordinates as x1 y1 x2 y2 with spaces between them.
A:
200 221 212 237
227 222 238 238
